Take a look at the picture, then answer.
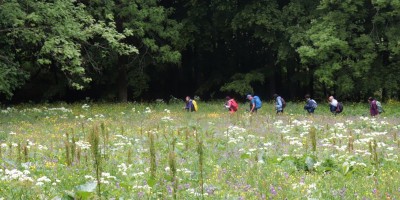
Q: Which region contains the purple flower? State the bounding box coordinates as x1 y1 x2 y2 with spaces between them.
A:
339 187 346 198
270 185 277 196
283 172 289 179
167 184 172 195
373 188 377 194
261 193 266 200
138 191 144 198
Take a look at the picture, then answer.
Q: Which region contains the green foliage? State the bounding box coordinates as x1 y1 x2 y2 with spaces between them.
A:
1 0 400 101
0 0 136 98
0 63 28 99
220 71 264 95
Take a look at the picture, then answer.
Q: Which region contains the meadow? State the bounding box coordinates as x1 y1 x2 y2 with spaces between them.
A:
1 100 400 199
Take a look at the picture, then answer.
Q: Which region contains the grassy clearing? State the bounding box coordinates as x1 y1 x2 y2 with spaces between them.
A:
0 101 400 199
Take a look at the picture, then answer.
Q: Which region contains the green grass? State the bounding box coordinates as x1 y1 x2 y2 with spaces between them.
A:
0 101 399 199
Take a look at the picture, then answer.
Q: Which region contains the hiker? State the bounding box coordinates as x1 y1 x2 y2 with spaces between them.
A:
273 94 285 114
225 96 239 113
328 96 338 113
368 97 379 117
304 94 317 114
247 94 262 113
184 96 197 112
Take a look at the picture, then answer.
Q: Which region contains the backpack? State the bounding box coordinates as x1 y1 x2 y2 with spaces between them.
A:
336 102 343 113
254 96 262 109
311 99 317 108
376 101 384 113
192 100 198 111
230 99 238 111
280 97 286 108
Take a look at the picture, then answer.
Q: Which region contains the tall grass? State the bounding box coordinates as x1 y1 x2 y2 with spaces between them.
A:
0 101 399 199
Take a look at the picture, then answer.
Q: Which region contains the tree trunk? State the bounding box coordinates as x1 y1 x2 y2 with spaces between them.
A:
117 61 128 102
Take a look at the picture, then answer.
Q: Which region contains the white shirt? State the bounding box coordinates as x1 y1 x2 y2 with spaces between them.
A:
330 99 338 107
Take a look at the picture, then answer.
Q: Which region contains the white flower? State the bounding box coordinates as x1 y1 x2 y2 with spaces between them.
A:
9 131 16 135
264 142 272 147
161 116 173 122
37 176 51 182
82 104 90 109
38 145 48 150
36 182 44 186
313 161 322 168
101 172 110 177
356 162 367 167
84 175 94 179
144 107 152 113
76 141 91 150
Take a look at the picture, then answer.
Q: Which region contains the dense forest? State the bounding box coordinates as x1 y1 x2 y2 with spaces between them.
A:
0 0 399 103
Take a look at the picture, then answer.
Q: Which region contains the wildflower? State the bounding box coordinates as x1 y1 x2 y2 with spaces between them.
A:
37 176 51 182
161 116 173 122
75 141 91 150
36 182 44 186
9 131 16 135
84 175 95 180
248 148 257 152
82 104 90 109
264 142 272 147
269 185 277 195
144 107 152 113
313 161 322 169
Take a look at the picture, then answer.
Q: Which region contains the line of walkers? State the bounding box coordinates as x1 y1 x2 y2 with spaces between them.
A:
184 95 384 117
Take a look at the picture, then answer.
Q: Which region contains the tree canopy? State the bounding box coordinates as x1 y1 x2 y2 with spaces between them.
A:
1 0 399 102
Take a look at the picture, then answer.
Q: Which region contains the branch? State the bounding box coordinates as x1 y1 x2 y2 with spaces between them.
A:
0 55 17 66
0 26 50 33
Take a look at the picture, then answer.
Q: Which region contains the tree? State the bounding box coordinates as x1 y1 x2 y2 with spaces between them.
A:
81 0 183 102
0 0 136 100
